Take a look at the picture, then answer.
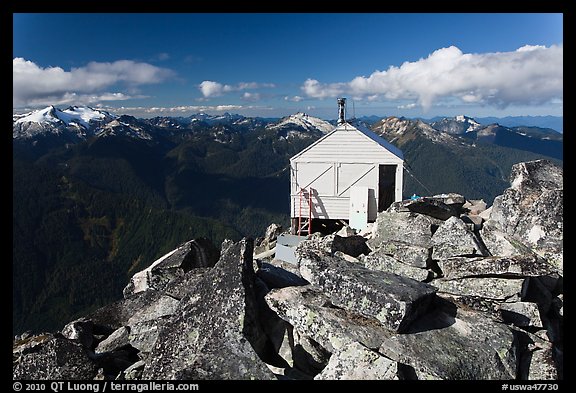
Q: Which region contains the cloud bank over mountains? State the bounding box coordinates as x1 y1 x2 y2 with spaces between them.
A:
14 45 562 114
13 58 174 108
301 45 563 111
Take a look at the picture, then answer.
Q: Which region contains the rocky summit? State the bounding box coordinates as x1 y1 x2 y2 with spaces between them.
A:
13 159 563 381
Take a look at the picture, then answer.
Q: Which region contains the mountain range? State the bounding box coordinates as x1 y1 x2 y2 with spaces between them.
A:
415 115 563 133
12 106 563 335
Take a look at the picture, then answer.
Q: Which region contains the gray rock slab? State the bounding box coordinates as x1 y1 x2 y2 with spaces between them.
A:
485 160 563 270
265 285 394 353
298 250 437 332
13 335 97 380
314 342 397 380
499 302 543 329
438 254 558 280
362 249 430 282
433 277 524 301
123 238 219 297
369 211 435 250
432 216 488 259
142 239 275 380
95 326 130 354
379 300 517 380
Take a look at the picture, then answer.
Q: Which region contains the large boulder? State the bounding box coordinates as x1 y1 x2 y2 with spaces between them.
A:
433 277 524 301
86 289 180 357
123 238 220 297
479 224 536 257
265 285 393 354
61 318 95 349
254 223 283 255
143 239 275 380
389 196 459 220
372 242 431 269
297 248 437 332
13 334 97 380
463 199 487 215
314 342 397 380
432 251 556 309
483 160 563 269
437 255 558 280
368 211 436 268
162 268 211 300
369 211 435 248
95 327 131 354
431 216 489 259
87 290 172 330
127 318 168 355
430 193 467 210
331 235 371 258
362 249 430 282
379 299 517 380
499 302 543 329
255 261 309 289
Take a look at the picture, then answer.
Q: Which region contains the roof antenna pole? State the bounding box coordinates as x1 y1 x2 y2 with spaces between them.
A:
337 97 346 124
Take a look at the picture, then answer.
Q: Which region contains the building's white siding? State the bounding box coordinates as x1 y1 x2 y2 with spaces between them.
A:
294 126 403 164
290 123 403 222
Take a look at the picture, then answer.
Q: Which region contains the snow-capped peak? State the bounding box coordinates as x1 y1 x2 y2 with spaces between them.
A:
15 105 114 129
430 115 482 135
60 106 114 128
188 112 245 125
454 115 481 131
14 106 61 125
268 112 334 134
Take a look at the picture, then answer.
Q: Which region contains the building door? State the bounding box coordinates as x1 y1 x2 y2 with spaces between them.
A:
378 165 396 212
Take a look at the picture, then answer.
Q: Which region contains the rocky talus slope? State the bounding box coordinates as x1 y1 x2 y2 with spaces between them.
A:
13 159 563 380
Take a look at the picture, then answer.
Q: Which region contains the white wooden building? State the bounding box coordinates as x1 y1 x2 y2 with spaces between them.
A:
290 99 404 234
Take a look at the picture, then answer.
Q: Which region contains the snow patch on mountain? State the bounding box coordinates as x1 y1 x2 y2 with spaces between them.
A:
60 106 113 128
96 119 153 140
375 116 462 146
267 112 333 134
430 115 482 135
454 115 482 132
189 112 245 125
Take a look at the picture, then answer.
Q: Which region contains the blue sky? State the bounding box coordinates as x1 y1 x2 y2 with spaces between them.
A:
13 13 563 119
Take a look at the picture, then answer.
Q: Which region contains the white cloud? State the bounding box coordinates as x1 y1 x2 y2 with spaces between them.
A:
241 92 261 101
301 79 346 99
16 91 144 109
301 44 563 111
13 58 174 108
198 80 275 98
284 95 304 102
516 45 547 52
198 81 233 98
102 104 274 117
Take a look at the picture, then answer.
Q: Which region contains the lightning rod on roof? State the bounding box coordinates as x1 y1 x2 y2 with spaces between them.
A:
337 97 346 124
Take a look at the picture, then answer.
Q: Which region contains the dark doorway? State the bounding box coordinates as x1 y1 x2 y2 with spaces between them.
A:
378 165 396 212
